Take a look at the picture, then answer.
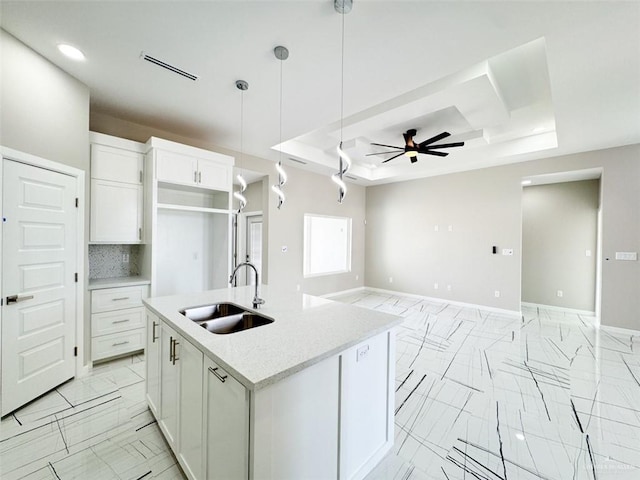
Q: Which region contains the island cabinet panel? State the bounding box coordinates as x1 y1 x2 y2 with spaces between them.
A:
252 355 340 480
145 311 161 417
159 322 179 449
177 339 204 480
204 357 249 480
339 331 395 480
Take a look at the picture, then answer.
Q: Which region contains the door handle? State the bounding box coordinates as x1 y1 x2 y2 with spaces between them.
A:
152 321 158 342
6 294 34 305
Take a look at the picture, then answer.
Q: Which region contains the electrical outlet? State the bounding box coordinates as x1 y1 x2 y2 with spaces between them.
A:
281 246 288 253
585 250 592 257
447 284 452 291
434 283 439 290
355 274 359 281
389 277 393 284
122 254 129 263
357 344 370 362
448 225 453 232
296 284 301 292
434 225 439 232
502 248 514 256
557 290 563 297
494 290 500 298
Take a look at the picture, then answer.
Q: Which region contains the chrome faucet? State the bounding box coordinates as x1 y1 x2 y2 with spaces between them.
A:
229 262 265 309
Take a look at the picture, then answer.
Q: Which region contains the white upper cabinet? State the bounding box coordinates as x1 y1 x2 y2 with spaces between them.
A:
91 144 143 184
148 137 233 192
156 150 199 186
90 132 145 243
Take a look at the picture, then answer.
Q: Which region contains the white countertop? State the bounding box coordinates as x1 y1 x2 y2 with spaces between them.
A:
88 276 151 290
143 285 401 391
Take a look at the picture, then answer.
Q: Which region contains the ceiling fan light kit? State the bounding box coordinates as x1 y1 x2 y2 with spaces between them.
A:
368 128 465 164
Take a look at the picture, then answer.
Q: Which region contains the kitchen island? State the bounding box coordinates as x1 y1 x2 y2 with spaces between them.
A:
143 285 401 480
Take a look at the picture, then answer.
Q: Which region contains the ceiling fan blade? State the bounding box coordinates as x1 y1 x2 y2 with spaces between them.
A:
421 141 465 150
419 132 450 147
381 152 405 163
365 151 404 156
371 142 403 150
421 150 449 157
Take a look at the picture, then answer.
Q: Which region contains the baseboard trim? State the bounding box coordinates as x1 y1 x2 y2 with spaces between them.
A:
598 324 640 336
521 302 596 317
364 287 522 317
322 286 366 299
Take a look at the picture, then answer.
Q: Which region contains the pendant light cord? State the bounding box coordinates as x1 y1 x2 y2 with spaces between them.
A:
240 89 244 172
279 56 283 163
340 9 345 143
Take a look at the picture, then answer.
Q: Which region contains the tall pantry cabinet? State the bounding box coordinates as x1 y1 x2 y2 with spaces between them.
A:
144 137 234 297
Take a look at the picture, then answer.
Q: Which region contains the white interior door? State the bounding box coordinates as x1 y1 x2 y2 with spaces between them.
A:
245 214 262 285
1 159 78 416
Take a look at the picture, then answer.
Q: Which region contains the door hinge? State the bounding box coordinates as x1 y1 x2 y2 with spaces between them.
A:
74 272 78 283
74 346 78 357
75 198 79 208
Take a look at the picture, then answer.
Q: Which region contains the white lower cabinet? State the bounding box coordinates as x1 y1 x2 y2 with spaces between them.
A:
145 311 161 417
204 357 249 480
159 322 179 449
145 308 394 480
178 338 204 480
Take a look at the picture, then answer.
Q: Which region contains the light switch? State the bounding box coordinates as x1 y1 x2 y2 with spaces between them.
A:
586 250 592 257
615 252 638 261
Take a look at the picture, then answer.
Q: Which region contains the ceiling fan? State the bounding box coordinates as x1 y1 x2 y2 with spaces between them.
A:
368 129 464 164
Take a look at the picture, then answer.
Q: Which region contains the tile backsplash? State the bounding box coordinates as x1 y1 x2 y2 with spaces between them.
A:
89 244 141 279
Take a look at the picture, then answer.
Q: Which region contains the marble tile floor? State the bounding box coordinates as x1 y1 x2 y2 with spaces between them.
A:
1 290 638 479
335 290 640 480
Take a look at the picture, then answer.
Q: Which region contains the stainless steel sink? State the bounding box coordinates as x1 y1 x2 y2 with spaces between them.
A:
180 303 274 334
180 303 246 322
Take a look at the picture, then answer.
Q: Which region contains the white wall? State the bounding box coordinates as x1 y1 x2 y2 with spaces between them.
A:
366 144 640 330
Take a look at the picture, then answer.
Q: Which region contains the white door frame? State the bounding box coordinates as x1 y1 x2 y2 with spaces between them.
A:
0 146 86 381
236 210 262 285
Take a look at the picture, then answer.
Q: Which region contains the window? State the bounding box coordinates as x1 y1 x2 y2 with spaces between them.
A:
303 214 352 277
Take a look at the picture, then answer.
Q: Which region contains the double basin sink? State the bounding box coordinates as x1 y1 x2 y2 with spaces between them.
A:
180 302 274 335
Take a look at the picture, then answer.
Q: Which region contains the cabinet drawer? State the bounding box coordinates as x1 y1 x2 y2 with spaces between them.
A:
92 328 145 361
92 285 147 313
92 307 145 336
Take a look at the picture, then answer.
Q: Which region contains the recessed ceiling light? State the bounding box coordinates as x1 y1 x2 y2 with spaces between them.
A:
522 179 532 185
57 44 85 61
515 433 525 441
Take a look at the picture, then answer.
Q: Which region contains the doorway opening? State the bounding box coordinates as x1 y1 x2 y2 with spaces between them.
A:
520 168 602 319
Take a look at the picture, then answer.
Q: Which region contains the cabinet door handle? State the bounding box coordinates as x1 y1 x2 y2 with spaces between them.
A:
169 336 174 361
112 297 130 301
208 366 227 383
112 341 130 347
152 321 158 342
172 339 180 365
112 319 130 324
194 170 198 183
198 171 202 183
139 170 143 184
138 227 142 241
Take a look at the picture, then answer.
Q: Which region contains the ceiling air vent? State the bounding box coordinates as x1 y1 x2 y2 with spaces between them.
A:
140 52 199 81
345 175 358 181
288 157 307 165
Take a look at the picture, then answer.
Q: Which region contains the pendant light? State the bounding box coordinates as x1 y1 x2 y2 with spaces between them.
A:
234 79 249 214
272 46 289 210
332 0 353 203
